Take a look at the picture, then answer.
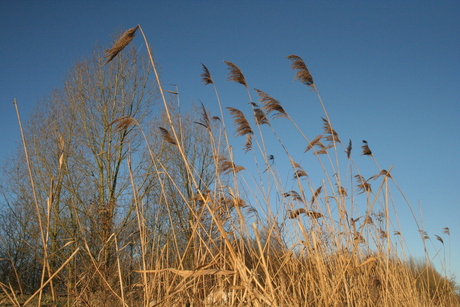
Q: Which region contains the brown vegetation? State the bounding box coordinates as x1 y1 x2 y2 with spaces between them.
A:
0 25 458 306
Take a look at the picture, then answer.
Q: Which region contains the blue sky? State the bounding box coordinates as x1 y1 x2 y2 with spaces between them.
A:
1 1 459 282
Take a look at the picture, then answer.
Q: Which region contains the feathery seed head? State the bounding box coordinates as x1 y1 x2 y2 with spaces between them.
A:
201 63 214 85
254 89 288 118
158 127 177 145
105 25 139 64
286 54 314 87
224 61 247 87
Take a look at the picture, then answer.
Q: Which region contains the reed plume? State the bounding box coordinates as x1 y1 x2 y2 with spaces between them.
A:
435 235 444 244
361 140 372 156
195 102 211 130
231 196 248 208
226 107 253 152
420 230 430 240
346 139 352 159
158 127 177 145
316 144 334 155
254 89 287 118
293 162 308 179
369 169 392 180
354 233 366 243
363 215 374 225
283 190 303 202
288 208 323 219
253 107 268 125
286 54 314 87
337 185 348 197
294 169 308 179
215 155 245 175
243 134 253 153
201 63 214 85
226 107 253 137
305 134 324 152
105 25 139 64
380 230 388 239
355 175 371 194
306 211 324 219
224 61 247 87
311 186 323 204
288 208 306 219
109 116 137 133
322 117 340 143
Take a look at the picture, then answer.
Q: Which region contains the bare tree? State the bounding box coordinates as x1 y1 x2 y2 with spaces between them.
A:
1 39 221 302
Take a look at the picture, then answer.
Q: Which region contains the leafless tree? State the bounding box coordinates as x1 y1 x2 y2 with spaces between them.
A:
0 45 217 297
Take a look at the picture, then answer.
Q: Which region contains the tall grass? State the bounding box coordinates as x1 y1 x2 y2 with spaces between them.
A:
3 25 458 306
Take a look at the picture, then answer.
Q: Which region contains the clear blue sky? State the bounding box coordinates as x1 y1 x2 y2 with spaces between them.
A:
1 1 459 282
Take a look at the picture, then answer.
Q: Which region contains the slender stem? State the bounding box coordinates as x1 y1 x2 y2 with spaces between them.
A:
13 98 50 305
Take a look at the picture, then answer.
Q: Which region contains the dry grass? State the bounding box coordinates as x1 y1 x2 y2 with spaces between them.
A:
5 25 459 306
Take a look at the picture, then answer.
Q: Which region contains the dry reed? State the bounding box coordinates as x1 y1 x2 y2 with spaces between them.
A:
224 61 247 87
158 126 177 145
6 25 458 307
286 54 314 87
104 25 139 64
